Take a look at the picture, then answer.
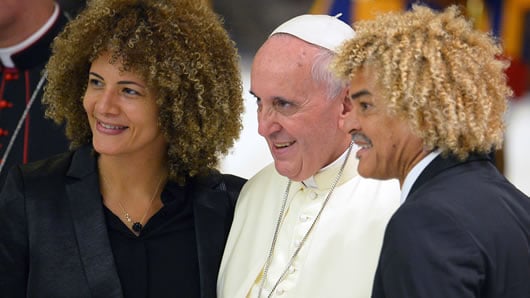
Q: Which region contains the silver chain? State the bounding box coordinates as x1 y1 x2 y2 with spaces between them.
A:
258 140 355 298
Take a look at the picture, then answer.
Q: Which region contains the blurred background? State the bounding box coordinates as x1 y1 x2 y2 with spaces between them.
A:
59 0 530 194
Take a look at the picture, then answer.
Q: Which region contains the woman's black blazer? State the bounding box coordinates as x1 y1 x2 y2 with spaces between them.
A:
0 145 245 298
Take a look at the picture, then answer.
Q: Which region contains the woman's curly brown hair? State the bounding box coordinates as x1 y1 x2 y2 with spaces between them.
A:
333 5 511 160
43 0 244 184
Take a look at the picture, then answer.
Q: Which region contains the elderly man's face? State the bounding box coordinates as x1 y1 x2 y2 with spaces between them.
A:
250 36 352 181
347 68 426 185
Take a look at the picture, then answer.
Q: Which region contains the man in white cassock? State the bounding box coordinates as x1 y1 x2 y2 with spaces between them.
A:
217 14 401 298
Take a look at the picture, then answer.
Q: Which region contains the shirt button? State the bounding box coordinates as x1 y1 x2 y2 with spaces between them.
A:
294 240 301 247
276 287 285 295
0 100 13 109
6 72 19 80
299 214 310 222
289 266 296 274
310 192 318 200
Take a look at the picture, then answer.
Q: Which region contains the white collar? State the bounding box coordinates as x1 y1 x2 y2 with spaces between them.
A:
302 144 358 189
400 149 441 204
0 3 59 68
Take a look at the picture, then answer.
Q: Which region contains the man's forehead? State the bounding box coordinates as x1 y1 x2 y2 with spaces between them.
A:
255 35 320 68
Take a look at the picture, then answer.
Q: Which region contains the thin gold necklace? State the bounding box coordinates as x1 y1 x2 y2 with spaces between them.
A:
258 140 354 298
101 173 165 234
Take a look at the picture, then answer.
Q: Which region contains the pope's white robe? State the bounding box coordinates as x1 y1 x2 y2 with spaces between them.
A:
218 152 401 298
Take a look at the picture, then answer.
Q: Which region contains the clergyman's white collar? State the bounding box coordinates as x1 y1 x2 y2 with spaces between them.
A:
0 3 59 68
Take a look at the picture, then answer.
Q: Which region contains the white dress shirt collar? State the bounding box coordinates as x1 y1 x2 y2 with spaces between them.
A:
400 149 441 204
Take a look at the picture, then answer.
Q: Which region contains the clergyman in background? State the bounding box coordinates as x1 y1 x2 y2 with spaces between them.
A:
0 0 72 186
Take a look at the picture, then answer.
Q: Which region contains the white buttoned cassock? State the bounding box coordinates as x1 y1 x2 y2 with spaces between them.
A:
218 14 401 298
218 147 401 298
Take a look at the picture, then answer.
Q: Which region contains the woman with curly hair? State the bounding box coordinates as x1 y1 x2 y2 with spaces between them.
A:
333 5 530 298
0 0 245 297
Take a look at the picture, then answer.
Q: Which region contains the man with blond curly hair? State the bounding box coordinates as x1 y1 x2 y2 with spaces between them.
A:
334 5 530 298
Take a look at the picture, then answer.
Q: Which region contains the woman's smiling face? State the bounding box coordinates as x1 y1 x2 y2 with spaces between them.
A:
83 51 167 159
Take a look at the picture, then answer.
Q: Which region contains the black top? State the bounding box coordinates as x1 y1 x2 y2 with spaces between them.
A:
0 145 245 298
104 181 201 298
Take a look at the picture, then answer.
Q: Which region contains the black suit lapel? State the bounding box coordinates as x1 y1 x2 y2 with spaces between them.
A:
191 175 234 298
66 146 123 298
408 153 491 200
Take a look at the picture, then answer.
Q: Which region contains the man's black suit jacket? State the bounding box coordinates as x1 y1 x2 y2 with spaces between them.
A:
0 145 245 298
372 154 530 298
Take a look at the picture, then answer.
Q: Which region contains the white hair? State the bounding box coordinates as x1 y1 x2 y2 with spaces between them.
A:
311 48 348 100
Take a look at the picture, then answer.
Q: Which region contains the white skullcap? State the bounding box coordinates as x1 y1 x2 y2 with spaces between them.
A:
270 14 355 53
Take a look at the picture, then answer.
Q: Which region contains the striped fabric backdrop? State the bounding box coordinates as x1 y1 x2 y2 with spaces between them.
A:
309 0 530 98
